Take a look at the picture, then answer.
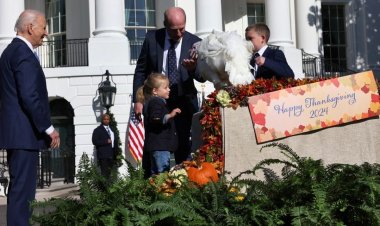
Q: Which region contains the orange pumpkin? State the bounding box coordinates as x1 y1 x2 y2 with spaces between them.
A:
186 162 218 186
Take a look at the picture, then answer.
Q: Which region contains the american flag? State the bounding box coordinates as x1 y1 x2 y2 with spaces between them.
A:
128 111 144 162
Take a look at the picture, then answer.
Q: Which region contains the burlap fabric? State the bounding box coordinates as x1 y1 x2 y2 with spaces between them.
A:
222 107 380 179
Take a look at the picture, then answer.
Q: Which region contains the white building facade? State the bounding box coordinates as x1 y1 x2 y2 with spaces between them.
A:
0 0 379 183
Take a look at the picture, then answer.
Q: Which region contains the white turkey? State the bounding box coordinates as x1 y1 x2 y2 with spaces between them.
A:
194 30 254 87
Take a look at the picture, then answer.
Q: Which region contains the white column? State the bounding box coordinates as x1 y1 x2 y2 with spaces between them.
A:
195 0 223 39
265 0 304 78
93 0 126 37
295 0 321 56
0 0 24 54
88 0 130 66
265 0 293 46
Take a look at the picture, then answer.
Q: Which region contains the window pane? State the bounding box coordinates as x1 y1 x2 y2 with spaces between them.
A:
61 15 66 31
125 0 135 9
339 32 346 44
338 18 345 31
330 46 339 59
337 6 344 18
324 47 331 58
47 18 52 33
146 0 155 10
322 5 329 18
322 18 330 30
54 2 59 15
136 0 145 10
339 47 346 57
136 11 146 26
60 0 66 14
146 11 155 26
330 18 338 31
247 3 265 25
53 17 59 33
339 59 346 67
330 6 338 17
248 17 255 25
136 29 147 40
247 5 255 15
331 31 339 44
257 16 265 23
126 29 135 40
126 10 136 26
256 5 264 15
322 32 330 44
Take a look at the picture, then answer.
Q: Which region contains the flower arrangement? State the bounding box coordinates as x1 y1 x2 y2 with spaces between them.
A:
195 77 328 172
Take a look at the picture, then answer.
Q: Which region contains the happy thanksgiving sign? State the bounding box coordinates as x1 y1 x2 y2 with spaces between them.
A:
248 71 380 143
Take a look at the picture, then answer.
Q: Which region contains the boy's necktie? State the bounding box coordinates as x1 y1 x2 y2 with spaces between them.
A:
251 52 260 78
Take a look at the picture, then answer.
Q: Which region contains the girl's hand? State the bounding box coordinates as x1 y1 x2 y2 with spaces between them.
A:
170 108 181 118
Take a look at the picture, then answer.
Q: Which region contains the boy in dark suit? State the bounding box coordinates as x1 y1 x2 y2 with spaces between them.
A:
92 114 117 178
245 23 294 80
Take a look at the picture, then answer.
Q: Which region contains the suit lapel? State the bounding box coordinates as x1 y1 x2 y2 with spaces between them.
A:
14 38 38 61
14 38 47 81
178 32 193 80
180 32 190 63
156 29 166 72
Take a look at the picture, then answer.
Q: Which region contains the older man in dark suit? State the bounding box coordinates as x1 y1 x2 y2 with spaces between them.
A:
0 9 60 225
133 7 205 165
92 114 118 178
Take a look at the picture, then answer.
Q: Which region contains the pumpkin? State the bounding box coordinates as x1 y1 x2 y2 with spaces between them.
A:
186 162 218 186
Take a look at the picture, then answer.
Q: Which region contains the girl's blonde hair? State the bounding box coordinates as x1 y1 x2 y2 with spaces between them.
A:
140 73 169 102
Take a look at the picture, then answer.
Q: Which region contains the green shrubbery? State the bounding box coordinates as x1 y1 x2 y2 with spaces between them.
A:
31 143 380 226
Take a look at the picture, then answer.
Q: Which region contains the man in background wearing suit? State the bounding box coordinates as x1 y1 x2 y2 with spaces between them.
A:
0 9 60 225
132 7 205 165
92 114 117 178
245 23 295 80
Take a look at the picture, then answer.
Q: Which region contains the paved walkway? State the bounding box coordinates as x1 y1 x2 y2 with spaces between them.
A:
0 183 78 205
0 183 78 226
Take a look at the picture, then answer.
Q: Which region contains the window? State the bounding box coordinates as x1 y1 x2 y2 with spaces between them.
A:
125 0 156 41
321 4 347 73
125 0 156 63
247 3 265 25
45 0 66 66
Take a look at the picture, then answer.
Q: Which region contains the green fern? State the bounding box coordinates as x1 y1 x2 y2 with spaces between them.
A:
31 143 380 225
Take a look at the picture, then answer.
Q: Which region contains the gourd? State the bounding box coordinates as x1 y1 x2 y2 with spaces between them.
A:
186 162 218 186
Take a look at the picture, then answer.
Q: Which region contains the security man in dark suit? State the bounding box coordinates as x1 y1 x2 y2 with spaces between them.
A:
92 114 117 178
0 10 60 226
132 7 205 165
245 23 294 80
